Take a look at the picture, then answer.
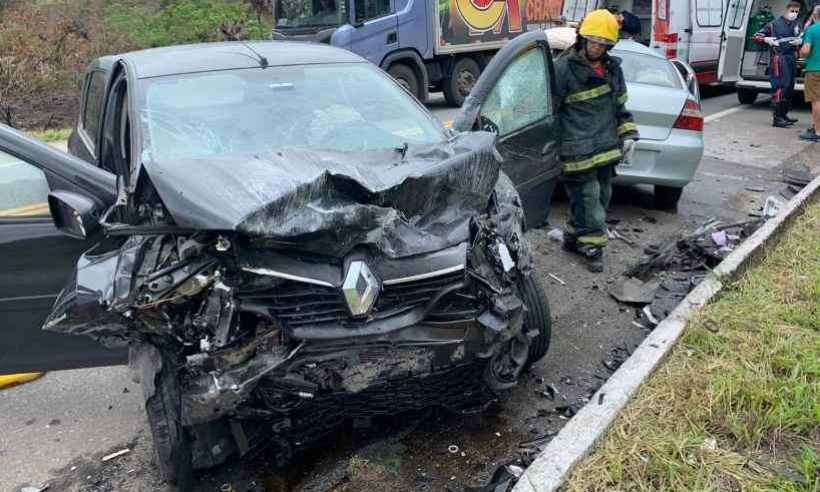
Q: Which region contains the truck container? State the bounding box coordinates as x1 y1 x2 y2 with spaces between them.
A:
271 0 562 105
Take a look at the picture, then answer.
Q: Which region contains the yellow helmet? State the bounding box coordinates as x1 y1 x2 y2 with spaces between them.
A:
579 9 620 46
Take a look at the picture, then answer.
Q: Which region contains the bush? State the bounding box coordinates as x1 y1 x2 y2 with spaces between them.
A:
106 0 273 49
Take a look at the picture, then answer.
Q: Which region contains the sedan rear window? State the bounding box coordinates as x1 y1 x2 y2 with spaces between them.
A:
614 51 682 89
138 64 445 161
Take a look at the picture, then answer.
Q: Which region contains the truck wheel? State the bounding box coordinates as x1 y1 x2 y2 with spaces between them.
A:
737 88 758 105
388 64 421 100
443 57 480 107
519 274 552 366
146 354 193 487
654 185 684 210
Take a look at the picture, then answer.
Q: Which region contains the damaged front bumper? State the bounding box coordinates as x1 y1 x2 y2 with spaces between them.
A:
44 182 538 470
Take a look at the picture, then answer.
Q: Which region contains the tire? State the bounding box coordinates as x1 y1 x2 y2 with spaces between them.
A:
519 274 552 366
146 354 193 488
654 185 684 210
737 88 758 105
443 57 480 107
388 63 420 100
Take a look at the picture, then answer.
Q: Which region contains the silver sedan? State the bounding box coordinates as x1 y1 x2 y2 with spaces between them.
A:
545 29 705 209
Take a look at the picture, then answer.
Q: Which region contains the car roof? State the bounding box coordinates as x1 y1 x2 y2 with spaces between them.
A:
612 39 666 59
97 41 366 79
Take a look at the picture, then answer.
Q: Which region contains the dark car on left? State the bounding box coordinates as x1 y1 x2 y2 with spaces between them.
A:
0 37 562 485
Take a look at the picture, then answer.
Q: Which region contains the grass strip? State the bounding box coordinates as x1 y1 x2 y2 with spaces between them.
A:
28 128 72 143
564 200 820 492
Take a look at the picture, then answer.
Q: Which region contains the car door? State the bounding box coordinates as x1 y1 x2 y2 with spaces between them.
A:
349 0 399 65
717 0 753 82
452 30 560 228
0 125 126 374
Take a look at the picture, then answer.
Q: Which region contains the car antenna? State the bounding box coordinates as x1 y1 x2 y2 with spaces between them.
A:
240 40 269 69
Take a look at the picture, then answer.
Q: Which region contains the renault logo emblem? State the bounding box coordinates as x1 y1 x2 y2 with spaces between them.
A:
342 261 379 317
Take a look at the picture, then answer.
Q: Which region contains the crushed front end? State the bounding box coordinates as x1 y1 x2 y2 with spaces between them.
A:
44 133 549 475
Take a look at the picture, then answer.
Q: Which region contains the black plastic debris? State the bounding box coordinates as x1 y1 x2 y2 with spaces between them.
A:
462 464 520 492
609 277 660 305
783 165 813 187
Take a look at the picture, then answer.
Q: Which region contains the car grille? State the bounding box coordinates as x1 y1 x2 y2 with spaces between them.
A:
239 270 475 327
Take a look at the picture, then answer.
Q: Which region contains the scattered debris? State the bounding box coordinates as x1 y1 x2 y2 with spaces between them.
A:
448 445 460 454
642 306 659 325
598 393 605 405
518 431 557 449
101 448 130 462
463 463 520 492
609 277 660 305
608 228 636 246
702 437 717 450
547 228 564 243
763 196 784 218
554 405 577 418
548 273 566 286
20 486 49 492
711 230 728 247
745 186 765 192
783 165 813 187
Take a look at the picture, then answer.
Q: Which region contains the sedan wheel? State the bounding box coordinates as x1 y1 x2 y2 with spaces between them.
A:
519 274 552 366
654 185 684 210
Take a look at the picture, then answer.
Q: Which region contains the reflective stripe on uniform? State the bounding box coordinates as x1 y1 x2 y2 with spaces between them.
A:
562 148 622 173
565 84 612 104
577 234 608 246
618 121 637 136
616 92 628 105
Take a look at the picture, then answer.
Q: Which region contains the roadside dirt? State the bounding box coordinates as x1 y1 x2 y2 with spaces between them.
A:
5 90 79 131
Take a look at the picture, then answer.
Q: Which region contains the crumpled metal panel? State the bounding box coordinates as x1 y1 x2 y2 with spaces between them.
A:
144 132 500 258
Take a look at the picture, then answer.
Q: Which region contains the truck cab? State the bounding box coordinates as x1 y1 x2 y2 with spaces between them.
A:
271 0 527 106
719 0 809 104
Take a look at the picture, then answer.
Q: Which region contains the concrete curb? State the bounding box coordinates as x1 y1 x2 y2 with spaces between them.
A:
513 171 820 492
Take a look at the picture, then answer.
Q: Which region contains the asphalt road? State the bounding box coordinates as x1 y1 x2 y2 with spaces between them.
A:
1 88 816 492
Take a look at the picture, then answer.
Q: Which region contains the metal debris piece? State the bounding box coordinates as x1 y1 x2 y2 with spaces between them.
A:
632 321 648 330
548 273 566 286
642 306 659 325
598 393 605 405
448 445 460 454
101 448 130 462
609 277 660 305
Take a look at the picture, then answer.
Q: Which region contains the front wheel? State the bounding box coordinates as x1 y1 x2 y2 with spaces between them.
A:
737 87 758 105
388 63 421 101
144 351 193 487
519 275 552 366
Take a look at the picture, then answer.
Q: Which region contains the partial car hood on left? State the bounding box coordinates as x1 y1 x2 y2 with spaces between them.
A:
143 132 501 258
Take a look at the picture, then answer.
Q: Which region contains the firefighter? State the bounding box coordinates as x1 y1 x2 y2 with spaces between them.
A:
754 1 805 128
554 9 639 273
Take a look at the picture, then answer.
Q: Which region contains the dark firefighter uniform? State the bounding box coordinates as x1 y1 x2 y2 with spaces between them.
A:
754 10 804 126
553 18 639 268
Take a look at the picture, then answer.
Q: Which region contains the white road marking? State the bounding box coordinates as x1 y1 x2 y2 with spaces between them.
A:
704 105 745 123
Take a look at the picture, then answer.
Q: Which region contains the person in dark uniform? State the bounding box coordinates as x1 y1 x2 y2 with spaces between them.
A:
753 1 805 127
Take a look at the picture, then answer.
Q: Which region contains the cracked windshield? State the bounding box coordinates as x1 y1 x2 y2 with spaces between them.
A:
139 63 444 161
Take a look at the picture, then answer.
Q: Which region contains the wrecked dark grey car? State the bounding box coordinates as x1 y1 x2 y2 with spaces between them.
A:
0 36 561 484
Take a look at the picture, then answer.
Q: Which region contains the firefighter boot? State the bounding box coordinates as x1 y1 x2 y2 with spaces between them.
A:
564 240 604 273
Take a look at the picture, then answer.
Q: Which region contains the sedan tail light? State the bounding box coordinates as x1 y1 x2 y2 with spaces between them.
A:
673 99 703 132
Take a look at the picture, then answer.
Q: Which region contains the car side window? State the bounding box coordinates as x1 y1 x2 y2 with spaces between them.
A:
479 47 550 137
355 0 390 23
0 150 50 218
81 71 106 153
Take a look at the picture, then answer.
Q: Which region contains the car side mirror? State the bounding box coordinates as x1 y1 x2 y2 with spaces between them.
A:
48 190 103 239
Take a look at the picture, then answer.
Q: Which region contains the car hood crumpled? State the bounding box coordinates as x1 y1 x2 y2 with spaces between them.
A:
144 131 501 258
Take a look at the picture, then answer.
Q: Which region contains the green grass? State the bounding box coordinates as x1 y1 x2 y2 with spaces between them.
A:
28 128 72 142
564 201 820 492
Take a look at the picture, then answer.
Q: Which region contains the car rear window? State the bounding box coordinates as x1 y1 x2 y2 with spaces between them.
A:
614 51 682 89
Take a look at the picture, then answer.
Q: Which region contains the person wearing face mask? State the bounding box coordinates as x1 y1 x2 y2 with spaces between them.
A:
753 1 805 127
553 9 639 273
